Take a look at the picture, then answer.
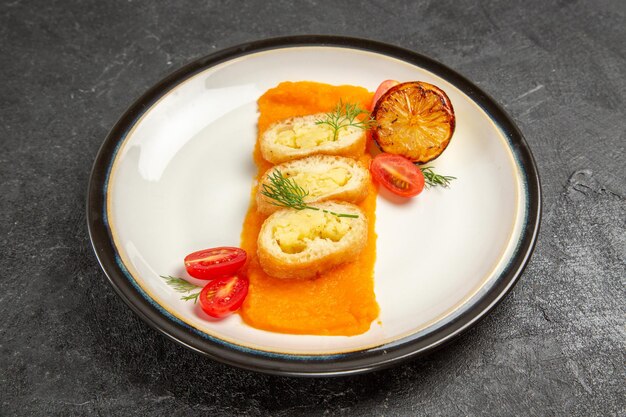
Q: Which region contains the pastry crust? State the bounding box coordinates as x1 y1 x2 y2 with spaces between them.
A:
256 155 370 215
259 113 367 164
257 202 367 279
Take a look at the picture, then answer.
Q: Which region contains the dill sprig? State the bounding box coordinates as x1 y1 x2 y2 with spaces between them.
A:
260 170 359 218
315 101 376 141
160 275 201 303
420 166 456 188
180 292 200 303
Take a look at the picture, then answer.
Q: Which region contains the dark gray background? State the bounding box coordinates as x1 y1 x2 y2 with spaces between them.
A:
1 0 624 415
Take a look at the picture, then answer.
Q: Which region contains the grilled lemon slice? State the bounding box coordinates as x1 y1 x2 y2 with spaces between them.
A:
372 81 455 164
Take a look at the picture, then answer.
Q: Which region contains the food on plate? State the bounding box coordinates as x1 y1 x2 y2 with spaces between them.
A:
198 274 249 318
257 168 360 219
256 155 370 215
239 81 379 335
241 179 379 336
370 153 425 197
162 246 250 316
372 81 455 164
184 247 247 280
257 201 367 279
161 79 457 329
259 105 370 164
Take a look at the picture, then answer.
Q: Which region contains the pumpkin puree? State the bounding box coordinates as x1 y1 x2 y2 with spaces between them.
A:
239 81 380 336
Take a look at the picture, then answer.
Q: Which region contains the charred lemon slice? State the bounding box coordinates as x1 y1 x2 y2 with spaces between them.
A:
372 81 455 164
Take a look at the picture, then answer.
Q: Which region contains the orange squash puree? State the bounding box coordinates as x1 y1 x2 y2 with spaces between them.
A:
239 81 379 336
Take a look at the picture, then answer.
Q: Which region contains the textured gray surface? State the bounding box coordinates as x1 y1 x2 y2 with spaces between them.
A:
1 0 625 415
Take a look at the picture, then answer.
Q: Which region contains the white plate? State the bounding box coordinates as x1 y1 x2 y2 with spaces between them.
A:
88 36 540 376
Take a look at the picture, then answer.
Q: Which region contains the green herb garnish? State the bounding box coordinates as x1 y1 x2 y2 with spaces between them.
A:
160 275 201 303
260 170 358 218
419 166 456 188
315 101 376 141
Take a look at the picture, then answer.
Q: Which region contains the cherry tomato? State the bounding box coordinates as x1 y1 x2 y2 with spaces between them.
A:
370 79 400 110
184 247 247 280
199 274 249 318
370 153 425 197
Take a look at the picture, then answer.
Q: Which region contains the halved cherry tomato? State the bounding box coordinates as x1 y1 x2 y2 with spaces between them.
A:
370 79 399 110
370 153 425 197
184 247 247 280
199 274 249 318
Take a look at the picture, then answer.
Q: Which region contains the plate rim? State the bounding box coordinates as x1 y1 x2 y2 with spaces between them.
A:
86 35 542 377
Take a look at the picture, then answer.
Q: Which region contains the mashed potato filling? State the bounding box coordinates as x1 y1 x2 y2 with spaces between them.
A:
285 167 351 197
275 122 336 149
273 210 352 254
